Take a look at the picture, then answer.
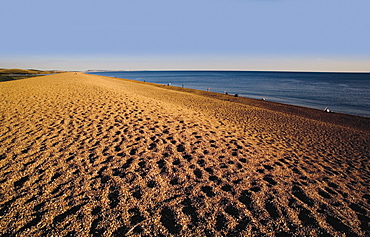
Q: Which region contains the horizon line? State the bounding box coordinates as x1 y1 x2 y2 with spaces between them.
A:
84 69 370 73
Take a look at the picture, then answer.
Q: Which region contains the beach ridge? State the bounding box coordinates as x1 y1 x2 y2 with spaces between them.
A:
1 72 369 236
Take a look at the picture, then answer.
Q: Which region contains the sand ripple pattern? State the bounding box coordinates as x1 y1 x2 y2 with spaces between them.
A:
0 73 369 236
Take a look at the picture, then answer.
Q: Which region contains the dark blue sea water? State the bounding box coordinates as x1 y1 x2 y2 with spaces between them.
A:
88 71 370 118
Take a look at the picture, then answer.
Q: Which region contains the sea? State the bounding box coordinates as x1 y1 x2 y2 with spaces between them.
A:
87 71 370 118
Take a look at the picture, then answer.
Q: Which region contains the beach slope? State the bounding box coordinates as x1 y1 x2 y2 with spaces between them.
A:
1 72 369 236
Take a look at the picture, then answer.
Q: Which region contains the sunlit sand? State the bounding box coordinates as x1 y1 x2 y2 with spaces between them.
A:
1 72 369 236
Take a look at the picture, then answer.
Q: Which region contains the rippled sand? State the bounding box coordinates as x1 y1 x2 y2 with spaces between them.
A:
1 72 369 236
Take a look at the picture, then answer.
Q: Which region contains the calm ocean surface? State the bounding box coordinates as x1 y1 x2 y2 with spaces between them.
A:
88 71 370 118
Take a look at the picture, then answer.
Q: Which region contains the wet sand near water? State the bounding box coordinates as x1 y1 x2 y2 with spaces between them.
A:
1 72 369 236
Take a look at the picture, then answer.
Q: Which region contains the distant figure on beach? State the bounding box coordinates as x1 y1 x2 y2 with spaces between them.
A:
324 107 331 113
207 88 210 92
261 98 265 101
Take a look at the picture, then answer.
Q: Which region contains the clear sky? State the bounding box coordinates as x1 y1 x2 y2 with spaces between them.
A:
1 0 370 71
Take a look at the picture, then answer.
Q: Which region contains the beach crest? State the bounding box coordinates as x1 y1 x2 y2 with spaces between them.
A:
1 72 369 236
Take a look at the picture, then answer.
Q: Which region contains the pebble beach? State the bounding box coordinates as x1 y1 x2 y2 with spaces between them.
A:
1 72 369 236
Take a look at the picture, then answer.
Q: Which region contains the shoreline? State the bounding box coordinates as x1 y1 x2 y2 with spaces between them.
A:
1 72 369 236
87 70 370 119
96 73 370 133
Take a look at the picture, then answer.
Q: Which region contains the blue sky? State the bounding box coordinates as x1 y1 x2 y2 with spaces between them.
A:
1 0 370 71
